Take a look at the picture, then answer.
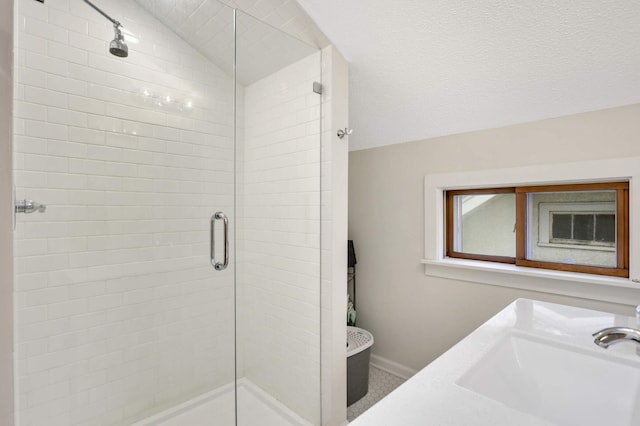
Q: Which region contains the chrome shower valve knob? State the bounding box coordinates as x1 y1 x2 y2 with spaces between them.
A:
15 199 46 214
337 128 353 139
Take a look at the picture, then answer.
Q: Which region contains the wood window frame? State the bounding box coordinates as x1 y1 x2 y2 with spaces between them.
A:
445 187 515 264
445 182 629 278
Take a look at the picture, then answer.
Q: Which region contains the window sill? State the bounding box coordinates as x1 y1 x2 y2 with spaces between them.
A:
421 258 640 307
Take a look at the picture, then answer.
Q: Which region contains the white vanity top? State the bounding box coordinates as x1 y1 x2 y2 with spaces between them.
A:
350 299 640 426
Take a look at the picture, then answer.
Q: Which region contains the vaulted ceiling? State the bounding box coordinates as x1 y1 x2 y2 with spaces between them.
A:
297 0 640 151
134 0 325 85
134 0 640 152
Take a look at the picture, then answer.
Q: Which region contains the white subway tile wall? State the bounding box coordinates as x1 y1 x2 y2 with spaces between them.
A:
239 49 322 422
14 1 237 425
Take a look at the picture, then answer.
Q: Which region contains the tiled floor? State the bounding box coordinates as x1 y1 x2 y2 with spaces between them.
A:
347 366 406 422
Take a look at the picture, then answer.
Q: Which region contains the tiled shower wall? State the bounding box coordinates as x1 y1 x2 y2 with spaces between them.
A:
239 52 322 422
13 0 236 424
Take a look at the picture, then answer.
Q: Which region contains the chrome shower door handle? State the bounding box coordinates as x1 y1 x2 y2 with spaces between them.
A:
210 211 229 271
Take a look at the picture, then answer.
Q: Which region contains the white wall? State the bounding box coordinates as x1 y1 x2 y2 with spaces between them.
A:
0 0 14 422
320 45 348 426
348 104 640 372
238 44 349 426
239 51 323 422
13 1 235 424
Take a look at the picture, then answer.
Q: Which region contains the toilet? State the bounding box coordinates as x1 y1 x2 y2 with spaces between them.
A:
347 326 374 406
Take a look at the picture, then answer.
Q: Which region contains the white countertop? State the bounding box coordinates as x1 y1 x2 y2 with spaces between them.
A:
350 299 640 426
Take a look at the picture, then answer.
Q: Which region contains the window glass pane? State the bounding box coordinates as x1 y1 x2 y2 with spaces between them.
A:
453 193 516 257
595 214 616 243
528 190 616 267
551 214 572 240
573 214 594 241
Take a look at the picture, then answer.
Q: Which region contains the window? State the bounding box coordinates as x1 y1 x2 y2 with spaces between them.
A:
547 211 615 247
445 182 629 277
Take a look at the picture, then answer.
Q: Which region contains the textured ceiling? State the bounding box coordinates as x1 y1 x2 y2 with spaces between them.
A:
134 0 327 85
297 0 640 151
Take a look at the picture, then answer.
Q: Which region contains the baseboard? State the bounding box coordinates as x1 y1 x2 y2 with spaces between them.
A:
369 353 418 380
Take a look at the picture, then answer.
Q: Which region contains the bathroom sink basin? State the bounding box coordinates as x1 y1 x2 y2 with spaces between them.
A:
457 332 640 426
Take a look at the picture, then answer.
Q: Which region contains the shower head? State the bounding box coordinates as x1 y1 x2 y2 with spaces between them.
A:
83 0 129 58
110 24 128 58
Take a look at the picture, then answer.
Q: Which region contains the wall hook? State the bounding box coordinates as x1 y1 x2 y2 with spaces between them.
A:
337 128 353 139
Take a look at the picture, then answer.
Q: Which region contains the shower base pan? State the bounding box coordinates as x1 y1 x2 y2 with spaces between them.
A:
132 379 311 426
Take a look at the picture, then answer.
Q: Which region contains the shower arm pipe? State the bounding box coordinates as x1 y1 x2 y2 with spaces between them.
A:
83 0 121 27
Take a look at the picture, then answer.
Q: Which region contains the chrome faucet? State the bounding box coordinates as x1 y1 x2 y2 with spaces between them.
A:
592 327 640 349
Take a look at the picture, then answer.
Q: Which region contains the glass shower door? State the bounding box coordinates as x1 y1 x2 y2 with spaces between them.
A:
234 10 322 425
13 0 237 424
13 0 323 424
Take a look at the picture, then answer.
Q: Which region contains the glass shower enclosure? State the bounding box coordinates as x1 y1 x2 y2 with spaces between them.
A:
13 0 322 424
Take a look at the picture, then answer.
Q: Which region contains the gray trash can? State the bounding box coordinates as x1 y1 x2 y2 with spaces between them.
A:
347 326 374 406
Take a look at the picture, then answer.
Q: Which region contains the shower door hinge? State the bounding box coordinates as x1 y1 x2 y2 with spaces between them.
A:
313 82 322 95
